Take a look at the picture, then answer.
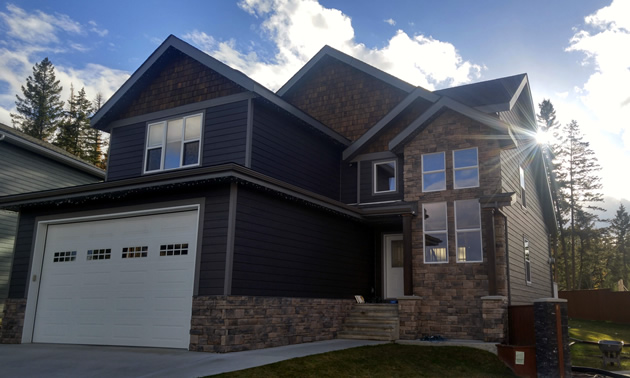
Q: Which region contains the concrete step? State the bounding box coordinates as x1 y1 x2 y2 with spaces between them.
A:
343 317 399 325
339 303 400 341
343 322 397 332
337 330 396 341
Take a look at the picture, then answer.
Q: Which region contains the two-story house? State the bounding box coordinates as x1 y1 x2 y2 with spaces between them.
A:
0 35 555 352
0 123 105 321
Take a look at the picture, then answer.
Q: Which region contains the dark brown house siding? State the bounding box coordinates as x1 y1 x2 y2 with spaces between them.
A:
231 187 373 298
281 55 409 141
117 51 246 120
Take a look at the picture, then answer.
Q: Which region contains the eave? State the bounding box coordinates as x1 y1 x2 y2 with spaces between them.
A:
91 35 350 146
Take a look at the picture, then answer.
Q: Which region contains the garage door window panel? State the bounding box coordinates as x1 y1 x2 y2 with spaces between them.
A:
122 246 148 258
87 249 111 261
160 243 189 256
53 251 76 262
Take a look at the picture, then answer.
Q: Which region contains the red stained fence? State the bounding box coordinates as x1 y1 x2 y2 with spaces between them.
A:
559 289 630 324
508 305 535 345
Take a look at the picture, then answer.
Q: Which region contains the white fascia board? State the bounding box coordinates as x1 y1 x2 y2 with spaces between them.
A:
0 132 105 178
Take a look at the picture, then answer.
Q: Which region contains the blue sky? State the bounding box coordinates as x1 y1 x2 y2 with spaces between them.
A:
0 0 628 209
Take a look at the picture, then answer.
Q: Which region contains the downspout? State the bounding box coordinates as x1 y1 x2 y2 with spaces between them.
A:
497 209 511 306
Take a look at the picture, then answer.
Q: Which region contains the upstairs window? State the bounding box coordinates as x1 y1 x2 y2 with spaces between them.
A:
422 152 446 192
455 199 482 262
523 236 531 283
374 160 397 194
145 113 202 173
423 202 448 263
519 166 527 207
453 148 479 189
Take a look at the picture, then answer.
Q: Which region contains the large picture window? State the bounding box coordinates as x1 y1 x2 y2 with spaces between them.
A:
423 202 448 263
145 113 202 172
455 199 482 262
422 152 446 192
373 160 397 193
453 148 479 189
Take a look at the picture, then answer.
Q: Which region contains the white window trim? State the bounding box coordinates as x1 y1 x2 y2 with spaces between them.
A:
524 236 532 284
143 113 203 174
422 152 446 192
454 199 483 263
373 160 397 194
422 202 449 264
453 147 479 189
519 166 527 207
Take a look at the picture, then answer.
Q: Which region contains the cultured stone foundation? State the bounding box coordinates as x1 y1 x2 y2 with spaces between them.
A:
398 297 421 340
190 296 354 353
481 295 508 343
0 298 26 344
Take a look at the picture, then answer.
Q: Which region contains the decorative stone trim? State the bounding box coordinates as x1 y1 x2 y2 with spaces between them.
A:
398 297 421 340
481 295 507 343
190 296 354 353
533 298 571 377
0 298 26 344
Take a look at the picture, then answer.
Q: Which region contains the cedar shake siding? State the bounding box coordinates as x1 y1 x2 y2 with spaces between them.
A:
231 187 373 298
251 101 341 199
281 55 408 141
117 50 246 120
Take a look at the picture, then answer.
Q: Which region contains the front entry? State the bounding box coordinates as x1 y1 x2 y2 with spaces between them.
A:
383 234 404 298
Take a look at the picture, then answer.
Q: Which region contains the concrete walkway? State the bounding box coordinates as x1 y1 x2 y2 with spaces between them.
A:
0 340 386 377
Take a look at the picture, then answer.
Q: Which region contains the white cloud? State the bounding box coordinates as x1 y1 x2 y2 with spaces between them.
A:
566 0 630 148
185 0 482 91
0 4 82 45
385 18 396 26
88 21 108 37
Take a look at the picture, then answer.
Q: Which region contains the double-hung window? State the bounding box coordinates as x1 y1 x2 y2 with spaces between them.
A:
374 160 397 194
423 202 448 263
422 152 446 192
455 199 482 262
145 113 202 173
453 148 479 189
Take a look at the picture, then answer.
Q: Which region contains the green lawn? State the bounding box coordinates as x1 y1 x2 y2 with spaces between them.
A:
210 343 516 377
569 318 630 370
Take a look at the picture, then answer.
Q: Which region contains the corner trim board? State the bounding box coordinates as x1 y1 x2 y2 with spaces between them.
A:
224 183 238 295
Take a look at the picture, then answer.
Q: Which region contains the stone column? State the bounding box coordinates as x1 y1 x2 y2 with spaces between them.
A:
398 296 421 340
481 295 507 343
534 298 571 378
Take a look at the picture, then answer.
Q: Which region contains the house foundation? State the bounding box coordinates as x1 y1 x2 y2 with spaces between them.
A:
0 298 26 344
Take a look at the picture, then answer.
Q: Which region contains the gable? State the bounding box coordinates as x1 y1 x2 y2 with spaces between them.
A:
281 55 409 141
115 49 247 121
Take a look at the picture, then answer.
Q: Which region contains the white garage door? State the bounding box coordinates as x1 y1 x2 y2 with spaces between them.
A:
33 210 198 349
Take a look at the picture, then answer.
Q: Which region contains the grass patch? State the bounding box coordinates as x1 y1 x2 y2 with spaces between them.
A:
210 343 515 377
569 318 630 370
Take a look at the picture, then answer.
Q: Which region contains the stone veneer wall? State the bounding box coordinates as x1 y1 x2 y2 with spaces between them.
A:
0 298 26 344
398 298 421 340
403 110 508 340
190 296 355 353
481 296 508 342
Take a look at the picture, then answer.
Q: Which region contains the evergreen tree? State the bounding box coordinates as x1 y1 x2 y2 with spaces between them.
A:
11 57 64 140
84 92 109 168
55 86 93 157
609 204 630 288
555 120 604 289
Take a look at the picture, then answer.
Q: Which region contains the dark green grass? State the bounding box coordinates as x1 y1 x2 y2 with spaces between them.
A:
210 343 515 377
569 318 630 370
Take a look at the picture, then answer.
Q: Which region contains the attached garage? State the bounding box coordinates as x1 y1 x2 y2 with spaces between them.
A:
25 207 200 349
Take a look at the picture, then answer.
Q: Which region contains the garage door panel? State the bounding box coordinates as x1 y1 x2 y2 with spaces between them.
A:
33 210 198 349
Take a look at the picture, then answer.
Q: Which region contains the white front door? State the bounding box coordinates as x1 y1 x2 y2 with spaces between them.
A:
32 210 199 349
384 234 404 299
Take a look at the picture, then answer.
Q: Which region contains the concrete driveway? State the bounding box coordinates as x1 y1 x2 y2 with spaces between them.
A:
0 339 385 377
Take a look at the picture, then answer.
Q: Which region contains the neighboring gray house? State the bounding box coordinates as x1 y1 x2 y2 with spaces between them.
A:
0 123 105 316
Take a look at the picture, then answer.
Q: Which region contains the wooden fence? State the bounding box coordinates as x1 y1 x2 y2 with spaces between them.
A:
559 289 630 324
508 305 535 345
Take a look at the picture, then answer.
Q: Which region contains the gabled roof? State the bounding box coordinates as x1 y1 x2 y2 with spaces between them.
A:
91 35 350 146
0 123 105 178
277 45 433 97
434 74 528 113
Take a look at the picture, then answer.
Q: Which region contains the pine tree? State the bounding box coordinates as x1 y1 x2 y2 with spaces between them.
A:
11 57 64 140
55 86 93 157
609 204 630 288
555 120 604 289
83 92 108 168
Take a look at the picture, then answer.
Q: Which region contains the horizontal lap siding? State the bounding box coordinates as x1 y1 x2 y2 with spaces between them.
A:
340 162 358 203
8 212 35 298
106 122 145 181
198 187 230 295
203 101 247 166
251 102 340 199
232 188 373 298
500 143 552 305
0 210 17 312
